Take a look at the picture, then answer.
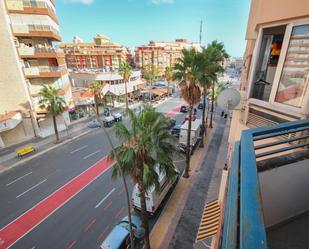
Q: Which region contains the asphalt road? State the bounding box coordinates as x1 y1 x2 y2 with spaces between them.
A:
0 96 204 249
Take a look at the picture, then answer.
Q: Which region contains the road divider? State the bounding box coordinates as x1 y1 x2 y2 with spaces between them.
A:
16 179 47 199
0 156 115 249
95 188 115 209
6 172 33 187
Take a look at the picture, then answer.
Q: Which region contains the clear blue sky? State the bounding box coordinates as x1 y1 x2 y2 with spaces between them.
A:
56 0 251 57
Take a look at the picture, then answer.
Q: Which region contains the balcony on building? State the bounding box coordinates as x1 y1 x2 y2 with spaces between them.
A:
18 43 65 59
12 24 61 41
6 0 58 23
23 65 67 78
219 119 309 249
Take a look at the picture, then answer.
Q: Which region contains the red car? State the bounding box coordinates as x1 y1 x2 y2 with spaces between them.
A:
182 115 197 123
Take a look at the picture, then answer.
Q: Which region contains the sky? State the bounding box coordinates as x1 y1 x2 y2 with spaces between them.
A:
56 0 251 57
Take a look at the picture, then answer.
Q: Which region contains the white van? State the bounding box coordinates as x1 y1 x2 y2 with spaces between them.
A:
179 119 202 154
132 166 179 215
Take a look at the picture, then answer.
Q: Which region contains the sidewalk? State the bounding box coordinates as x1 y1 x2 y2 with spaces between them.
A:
150 115 231 249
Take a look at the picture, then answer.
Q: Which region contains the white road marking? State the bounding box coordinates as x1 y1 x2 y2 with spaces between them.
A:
94 188 115 209
6 172 33 187
16 179 47 199
70 145 88 154
83 150 101 160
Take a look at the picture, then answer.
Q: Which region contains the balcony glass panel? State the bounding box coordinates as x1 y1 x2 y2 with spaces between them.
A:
275 25 309 108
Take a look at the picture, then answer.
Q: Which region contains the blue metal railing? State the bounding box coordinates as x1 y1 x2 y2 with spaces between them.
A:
221 118 309 249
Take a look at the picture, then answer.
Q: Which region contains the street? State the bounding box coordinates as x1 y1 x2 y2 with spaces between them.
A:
0 96 202 249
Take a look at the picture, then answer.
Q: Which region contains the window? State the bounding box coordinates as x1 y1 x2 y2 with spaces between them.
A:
275 25 309 107
251 26 286 101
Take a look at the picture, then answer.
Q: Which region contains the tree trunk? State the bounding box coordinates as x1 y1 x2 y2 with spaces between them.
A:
122 173 135 249
200 87 207 148
167 80 170 96
101 125 135 249
94 95 99 120
125 80 129 109
209 80 215 128
149 80 152 102
52 115 59 142
138 180 151 249
184 87 193 178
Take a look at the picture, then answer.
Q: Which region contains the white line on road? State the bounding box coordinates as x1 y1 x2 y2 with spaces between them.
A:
94 188 115 209
70 145 88 154
16 179 47 199
6 172 33 187
83 150 101 160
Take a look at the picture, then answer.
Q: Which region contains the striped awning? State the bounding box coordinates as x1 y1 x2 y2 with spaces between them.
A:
196 199 221 242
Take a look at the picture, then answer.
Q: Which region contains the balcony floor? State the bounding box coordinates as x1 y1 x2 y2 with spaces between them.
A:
267 211 309 249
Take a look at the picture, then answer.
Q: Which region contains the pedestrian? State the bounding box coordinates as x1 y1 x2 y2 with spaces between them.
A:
194 108 197 115
221 111 224 117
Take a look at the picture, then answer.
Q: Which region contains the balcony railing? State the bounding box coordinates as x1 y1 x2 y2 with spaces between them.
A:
22 0 57 17
28 24 60 36
38 65 67 73
221 119 309 249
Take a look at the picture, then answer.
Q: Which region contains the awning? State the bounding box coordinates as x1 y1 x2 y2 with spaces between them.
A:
0 112 23 132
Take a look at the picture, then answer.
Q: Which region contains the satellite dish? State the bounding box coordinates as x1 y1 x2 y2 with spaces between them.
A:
217 88 241 111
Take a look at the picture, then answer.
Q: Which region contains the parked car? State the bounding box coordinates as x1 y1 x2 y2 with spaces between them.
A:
87 119 101 128
112 112 122 122
168 118 176 129
179 119 202 155
180 105 189 113
171 124 182 138
198 102 204 109
182 114 197 123
102 116 114 127
100 215 144 249
132 165 179 214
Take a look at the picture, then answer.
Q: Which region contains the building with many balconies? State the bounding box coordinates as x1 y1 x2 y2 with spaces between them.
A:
0 0 72 147
58 35 132 70
134 39 202 76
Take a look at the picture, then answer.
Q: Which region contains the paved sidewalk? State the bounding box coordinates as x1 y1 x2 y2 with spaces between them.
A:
150 115 231 249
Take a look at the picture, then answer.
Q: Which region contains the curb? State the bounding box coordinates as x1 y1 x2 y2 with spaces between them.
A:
0 129 94 175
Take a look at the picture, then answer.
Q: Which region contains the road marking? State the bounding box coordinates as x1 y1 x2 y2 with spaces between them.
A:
118 187 125 196
67 240 76 249
16 179 47 199
103 201 113 212
83 150 101 160
84 218 96 233
95 188 115 209
6 172 33 187
97 226 110 241
0 157 115 249
115 207 125 219
70 145 88 154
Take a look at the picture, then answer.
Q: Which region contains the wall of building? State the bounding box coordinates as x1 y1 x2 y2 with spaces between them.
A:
0 1 31 114
259 159 309 228
246 0 309 40
0 119 35 147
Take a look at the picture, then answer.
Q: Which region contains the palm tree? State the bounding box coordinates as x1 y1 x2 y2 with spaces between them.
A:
196 49 217 147
39 85 66 142
111 106 177 249
173 49 201 178
143 64 158 101
207 41 229 128
165 66 173 96
89 81 102 119
119 62 132 109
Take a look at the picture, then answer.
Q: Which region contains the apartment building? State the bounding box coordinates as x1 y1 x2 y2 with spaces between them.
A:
59 35 132 70
0 0 72 147
135 39 202 76
197 1 309 249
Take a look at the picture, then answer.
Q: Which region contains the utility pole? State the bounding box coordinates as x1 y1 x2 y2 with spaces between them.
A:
199 20 203 45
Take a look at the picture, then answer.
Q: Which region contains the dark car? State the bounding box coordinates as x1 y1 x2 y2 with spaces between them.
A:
180 105 189 113
103 107 111 117
171 124 182 137
100 215 144 249
102 116 114 127
198 102 204 109
168 118 176 129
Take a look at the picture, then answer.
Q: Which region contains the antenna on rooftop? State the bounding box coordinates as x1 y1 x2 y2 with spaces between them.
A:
199 20 203 45
217 88 241 111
